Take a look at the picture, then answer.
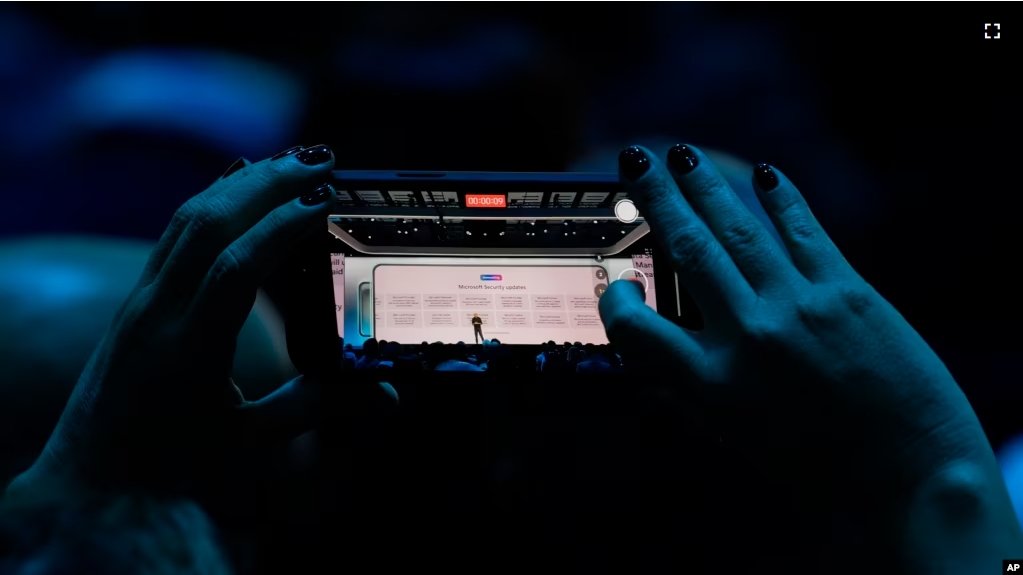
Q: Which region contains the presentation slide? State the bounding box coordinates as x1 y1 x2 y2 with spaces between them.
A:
373 265 613 344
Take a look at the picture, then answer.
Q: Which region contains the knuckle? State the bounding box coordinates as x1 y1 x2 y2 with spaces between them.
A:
185 195 233 237
737 313 778 344
718 220 760 252
171 199 202 228
787 220 818 243
209 247 249 285
835 284 876 317
240 161 311 201
773 197 817 242
665 227 717 272
257 156 309 187
260 157 292 181
792 284 876 333
793 296 828 330
114 292 150 328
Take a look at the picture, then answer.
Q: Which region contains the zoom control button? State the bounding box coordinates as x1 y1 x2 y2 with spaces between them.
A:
617 268 650 294
614 199 639 223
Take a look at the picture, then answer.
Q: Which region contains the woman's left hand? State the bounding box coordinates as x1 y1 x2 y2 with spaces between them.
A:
9 145 373 494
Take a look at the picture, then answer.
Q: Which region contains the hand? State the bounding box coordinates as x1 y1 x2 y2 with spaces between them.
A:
10 145 386 494
599 145 995 490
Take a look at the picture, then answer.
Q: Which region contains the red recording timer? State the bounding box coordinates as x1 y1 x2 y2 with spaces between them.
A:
465 194 506 208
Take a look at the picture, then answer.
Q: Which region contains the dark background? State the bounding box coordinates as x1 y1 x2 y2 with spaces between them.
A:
0 2 1018 569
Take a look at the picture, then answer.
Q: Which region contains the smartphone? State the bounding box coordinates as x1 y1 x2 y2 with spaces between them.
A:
274 171 699 380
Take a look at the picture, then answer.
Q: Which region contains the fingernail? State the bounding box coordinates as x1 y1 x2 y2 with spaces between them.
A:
666 144 698 175
300 184 333 206
296 145 332 166
271 146 303 161
753 163 779 192
624 277 646 297
220 157 247 179
618 146 650 182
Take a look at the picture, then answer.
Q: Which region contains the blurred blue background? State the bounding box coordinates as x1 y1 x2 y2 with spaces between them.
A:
0 2 1018 485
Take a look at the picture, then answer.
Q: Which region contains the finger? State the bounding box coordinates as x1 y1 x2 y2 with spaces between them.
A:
665 144 797 292
140 153 271 286
220 156 253 180
226 377 245 406
235 376 318 445
149 145 333 301
187 184 335 342
598 279 705 378
148 156 257 286
235 376 399 446
751 164 850 282
618 145 752 320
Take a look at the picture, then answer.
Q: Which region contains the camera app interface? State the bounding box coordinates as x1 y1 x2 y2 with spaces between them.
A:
325 184 657 348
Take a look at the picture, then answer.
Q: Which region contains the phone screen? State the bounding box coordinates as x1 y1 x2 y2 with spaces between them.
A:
332 254 656 347
322 177 666 350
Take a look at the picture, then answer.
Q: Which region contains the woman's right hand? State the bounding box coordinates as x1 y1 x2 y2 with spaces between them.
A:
598 144 1023 566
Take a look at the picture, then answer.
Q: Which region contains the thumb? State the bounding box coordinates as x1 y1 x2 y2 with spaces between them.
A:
598 279 702 375
235 376 399 446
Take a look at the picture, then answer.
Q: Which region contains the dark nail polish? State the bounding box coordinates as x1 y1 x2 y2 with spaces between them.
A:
300 184 333 206
666 144 698 175
220 157 247 179
753 163 779 192
296 145 332 166
618 146 650 182
271 146 303 161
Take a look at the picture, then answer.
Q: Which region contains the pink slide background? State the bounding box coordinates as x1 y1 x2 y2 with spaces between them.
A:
374 265 613 344
331 253 344 332
630 254 656 309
